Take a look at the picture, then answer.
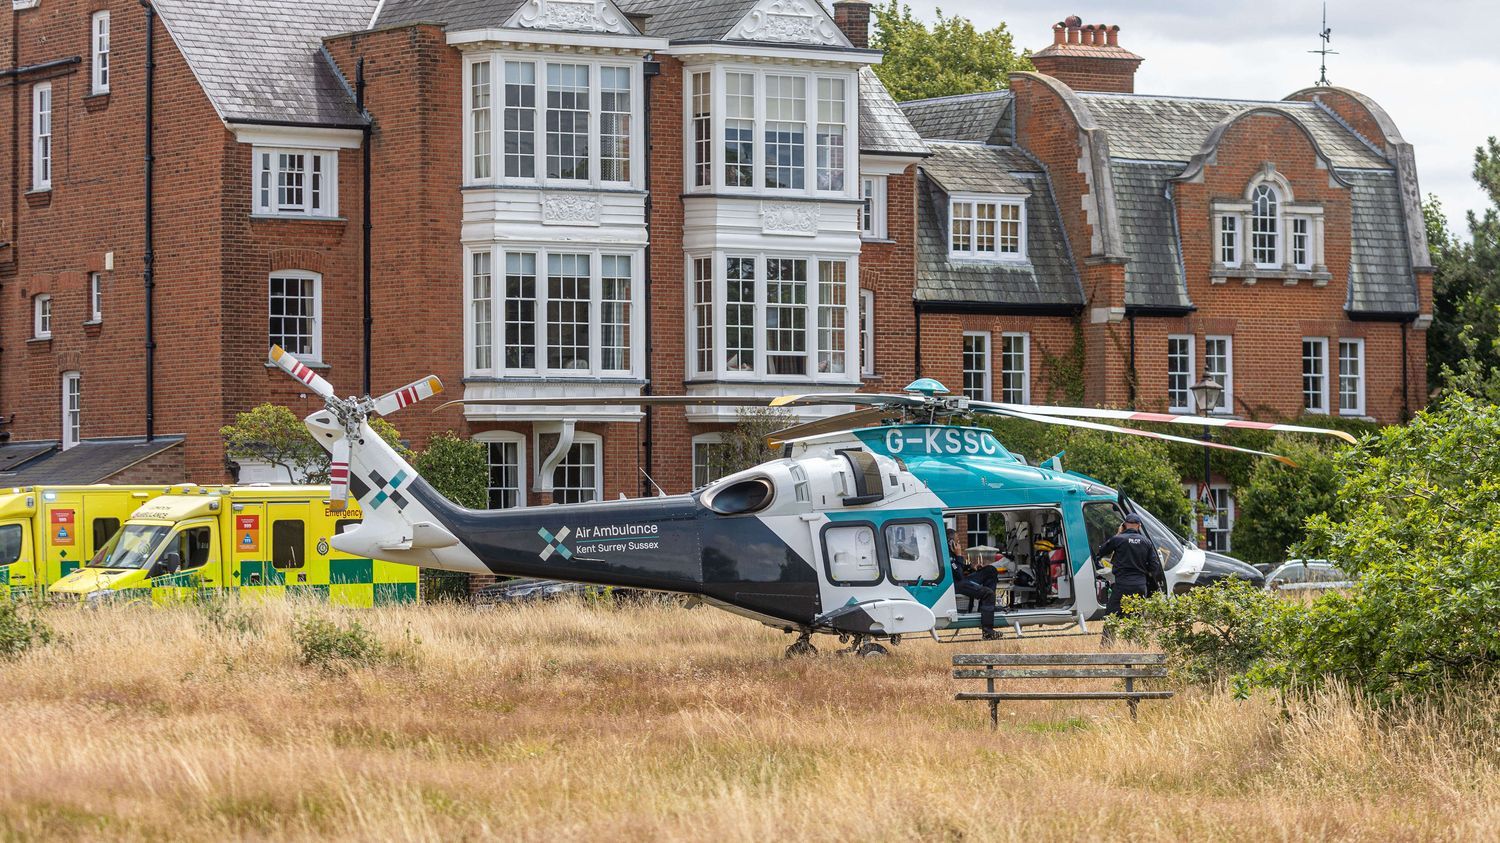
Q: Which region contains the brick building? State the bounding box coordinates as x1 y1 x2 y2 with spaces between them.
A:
0 3 1431 554
899 16 1433 550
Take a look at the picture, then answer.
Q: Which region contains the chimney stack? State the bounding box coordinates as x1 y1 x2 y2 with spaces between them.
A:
832 0 872 49
1030 14 1144 93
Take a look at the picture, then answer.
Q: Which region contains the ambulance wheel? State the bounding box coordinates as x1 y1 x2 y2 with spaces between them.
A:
855 642 889 658
785 638 818 658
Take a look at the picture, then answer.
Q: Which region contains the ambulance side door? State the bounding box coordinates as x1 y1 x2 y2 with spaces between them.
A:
268 503 314 599
230 504 269 596
0 521 33 596
44 503 82 584
151 519 220 605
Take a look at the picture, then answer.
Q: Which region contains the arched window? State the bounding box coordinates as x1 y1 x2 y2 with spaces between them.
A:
1250 184 1280 267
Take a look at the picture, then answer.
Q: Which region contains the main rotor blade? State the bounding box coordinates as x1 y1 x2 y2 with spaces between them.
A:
327 437 351 511
431 393 920 413
268 346 335 399
985 407 1298 466
976 402 1359 445
765 408 892 446
373 376 444 416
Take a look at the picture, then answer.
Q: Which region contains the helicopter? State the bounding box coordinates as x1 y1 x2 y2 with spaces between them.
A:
269 346 1355 657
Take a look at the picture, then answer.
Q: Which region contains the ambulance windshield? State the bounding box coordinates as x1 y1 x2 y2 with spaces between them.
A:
88 524 172 570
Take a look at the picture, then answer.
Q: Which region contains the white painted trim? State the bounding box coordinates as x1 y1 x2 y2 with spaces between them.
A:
447 28 667 51
267 270 323 363
727 0 850 47
859 288 875 376
61 371 81 451
1204 335 1233 415
252 148 340 218
663 43 878 66
859 174 887 239
367 0 387 30
473 431 529 509
90 272 103 322
1337 338 1366 417
91 11 111 95
691 432 729 488
230 124 364 149
1000 332 1030 405
1302 336 1329 415
1167 334 1194 414
947 193 1027 262
858 155 920 176
31 82 51 191
33 294 51 340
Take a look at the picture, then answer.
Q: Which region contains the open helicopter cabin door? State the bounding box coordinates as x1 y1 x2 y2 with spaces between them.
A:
944 506 1077 626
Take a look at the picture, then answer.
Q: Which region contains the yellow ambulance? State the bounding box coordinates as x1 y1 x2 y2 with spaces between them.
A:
48 486 420 606
0 485 179 598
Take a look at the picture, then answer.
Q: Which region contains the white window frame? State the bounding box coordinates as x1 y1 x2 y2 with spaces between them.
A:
88 272 103 322
1338 338 1365 417
61 371 81 450
1249 183 1280 269
679 62 858 200
1217 213 1240 268
1205 485 1234 553
32 82 51 191
860 175 887 239
253 147 338 218
1290 216 1312 270
692 432 731 489
33 294 51 339
948 194 1026 261
465 53 644 189
859 289 875 376
91 11 110 94
1167 334 1194 413
684 251 859 384
1204 335 1233 414
541 431 603 504
267 271 323 362
1302 337 1328 415
962 331 991 402
476 432 527 509
465 245 646 379
999 332 1030 404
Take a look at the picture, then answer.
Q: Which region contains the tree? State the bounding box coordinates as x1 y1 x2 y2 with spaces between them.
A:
870 2 1032 102
1427 137 1500 386
715 406 799 479
1229 437 1343 568
221 404 409 483
412 433 488 509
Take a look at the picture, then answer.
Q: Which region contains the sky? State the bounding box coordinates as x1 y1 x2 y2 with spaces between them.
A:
893 0 1500 240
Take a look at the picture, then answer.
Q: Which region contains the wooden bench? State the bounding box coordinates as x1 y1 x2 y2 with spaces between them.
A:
953 652 1173 727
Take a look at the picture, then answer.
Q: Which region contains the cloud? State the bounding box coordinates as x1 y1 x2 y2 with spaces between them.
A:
889 0 1499 235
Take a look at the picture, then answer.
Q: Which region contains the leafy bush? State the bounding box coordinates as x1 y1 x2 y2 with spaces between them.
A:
1230 437 1344 567
412 432 488 508
1107 580 1295 691
0 601 53 660
1117 393 1500 705
293 614 384 674
985 419 1194 538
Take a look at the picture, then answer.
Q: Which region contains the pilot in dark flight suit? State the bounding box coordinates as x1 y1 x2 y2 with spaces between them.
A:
1094 513 1164 622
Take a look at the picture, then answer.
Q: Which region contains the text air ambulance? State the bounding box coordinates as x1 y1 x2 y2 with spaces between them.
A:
49 485 420 606
0 485 178 598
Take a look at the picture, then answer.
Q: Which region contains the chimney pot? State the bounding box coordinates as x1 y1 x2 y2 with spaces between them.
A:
1052 22 1066 46
1107 25 1120 47
1081 24 1095 45
1066 26 1079 45
1064 15 1083 27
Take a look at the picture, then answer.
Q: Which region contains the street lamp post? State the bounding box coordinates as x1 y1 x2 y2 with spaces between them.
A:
1189 378 1224 547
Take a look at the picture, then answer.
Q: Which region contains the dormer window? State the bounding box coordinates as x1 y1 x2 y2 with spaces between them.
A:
1212 170 1325 277
948 195 1025 261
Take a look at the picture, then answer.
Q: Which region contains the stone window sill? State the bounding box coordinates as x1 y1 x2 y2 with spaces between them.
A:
264 359 328 370
26 336 51 347
24 189 51 209
250 214 347 223
83 93 110 112
1210 266 1331 287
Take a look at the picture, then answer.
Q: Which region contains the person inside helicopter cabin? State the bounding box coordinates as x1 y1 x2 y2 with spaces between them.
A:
954 541 1006 641
1094 513 1165 641
946 527 966 582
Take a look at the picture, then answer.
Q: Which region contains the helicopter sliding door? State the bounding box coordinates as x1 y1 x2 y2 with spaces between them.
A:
814 514 949 631
943 506 1075 627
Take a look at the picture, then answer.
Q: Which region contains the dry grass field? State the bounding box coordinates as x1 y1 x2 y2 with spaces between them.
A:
0 598 1493 842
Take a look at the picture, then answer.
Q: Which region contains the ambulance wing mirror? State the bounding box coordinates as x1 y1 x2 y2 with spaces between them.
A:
160 550 182 575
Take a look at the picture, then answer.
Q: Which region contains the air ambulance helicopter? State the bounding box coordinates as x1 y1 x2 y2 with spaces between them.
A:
269 346 1354 657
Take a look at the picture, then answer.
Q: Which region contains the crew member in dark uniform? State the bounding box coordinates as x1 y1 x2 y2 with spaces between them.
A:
1094 514 1164 639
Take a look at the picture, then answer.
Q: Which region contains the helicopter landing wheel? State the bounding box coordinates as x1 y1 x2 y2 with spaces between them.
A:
784 632 817 658
855 641 889 658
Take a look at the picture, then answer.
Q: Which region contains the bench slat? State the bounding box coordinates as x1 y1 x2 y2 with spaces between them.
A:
953 653 1166 666
953 667 1167 680
956 691 1176 701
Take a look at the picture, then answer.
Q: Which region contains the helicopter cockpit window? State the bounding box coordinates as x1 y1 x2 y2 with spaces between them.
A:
885 521 940 584
1131 506 1186 570
823 523 881 585
706 478 775 515
1083 502 1125 554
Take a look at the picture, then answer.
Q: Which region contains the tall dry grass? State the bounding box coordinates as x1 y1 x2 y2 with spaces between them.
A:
0 598 1491 841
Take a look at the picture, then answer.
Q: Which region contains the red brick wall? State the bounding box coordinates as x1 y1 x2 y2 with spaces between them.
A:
859 165 918 390
104 441 186 483
916 312 1077 405
1029 55 1140 94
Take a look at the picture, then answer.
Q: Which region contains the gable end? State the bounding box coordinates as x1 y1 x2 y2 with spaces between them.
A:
727 0 849 46
508 0 640 34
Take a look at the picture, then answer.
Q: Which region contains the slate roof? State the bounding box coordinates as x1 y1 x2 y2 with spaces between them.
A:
920 142 1031 195
1112 162 1191 310
914 147 1081 310
616 0 758 40
1342 169 1419 314
899 91 1013 145
375 0 527 30
1077 93 1389 169
0 437 185 486
153 0 378 126
858 69 928 156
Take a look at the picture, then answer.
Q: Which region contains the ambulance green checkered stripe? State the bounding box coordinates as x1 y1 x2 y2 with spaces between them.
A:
0 566 9 585
330 558 373 584
375 582 418 604
287 584 331 601
238 562 287 587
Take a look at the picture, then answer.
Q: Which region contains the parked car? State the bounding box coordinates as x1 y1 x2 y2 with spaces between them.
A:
1265 559 1355 593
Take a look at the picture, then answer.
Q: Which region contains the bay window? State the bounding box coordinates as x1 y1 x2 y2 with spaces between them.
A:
467 247 643 378
688 253 858 381
255 148 337 217
688 65 854 196
467 55 639 187
949 195 1025 260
